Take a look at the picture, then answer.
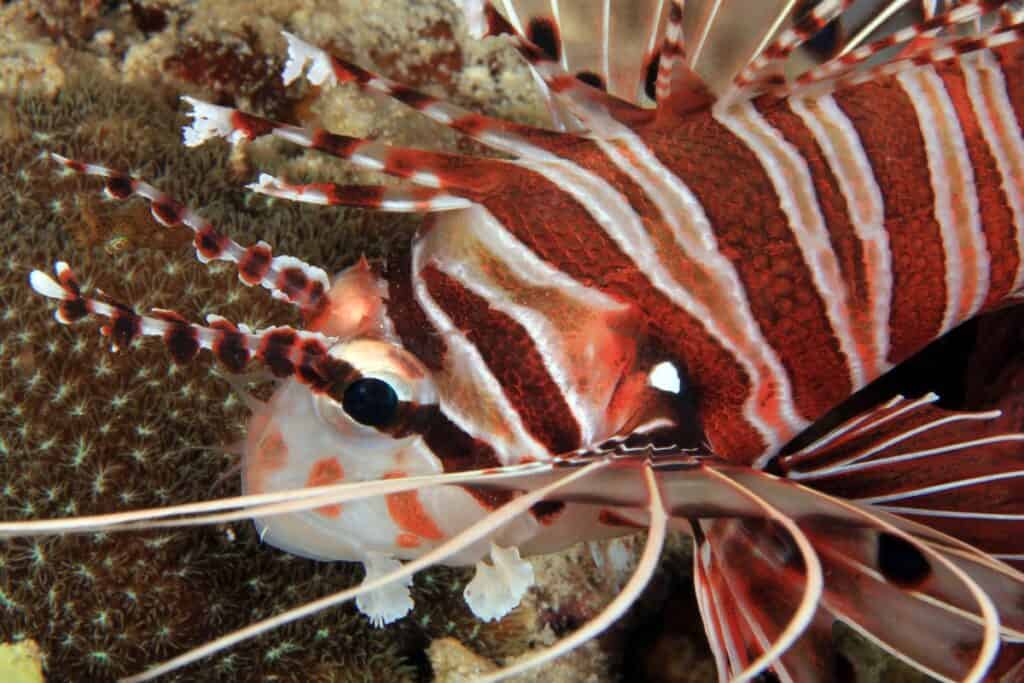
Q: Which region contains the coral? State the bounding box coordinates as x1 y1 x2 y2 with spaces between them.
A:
0 1 562 681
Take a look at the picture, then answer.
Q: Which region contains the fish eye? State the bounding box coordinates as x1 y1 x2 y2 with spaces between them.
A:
341 377 399 427
313 339 435 438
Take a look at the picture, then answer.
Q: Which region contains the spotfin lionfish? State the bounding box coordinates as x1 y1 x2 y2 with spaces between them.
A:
13 0 1024 679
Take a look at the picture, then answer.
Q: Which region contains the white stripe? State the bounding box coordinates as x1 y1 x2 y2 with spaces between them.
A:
601 0 611 82
789 395 913 459
873 506 1024 522
897 66 988 330
592 129 807 460
789 94 893 379
425 225 610 445
716 102 865 388
511 150 789 456
857 470 1024 505
804 433 1024 480
411 241 550 465
962 50 1024 293
550 0 568 72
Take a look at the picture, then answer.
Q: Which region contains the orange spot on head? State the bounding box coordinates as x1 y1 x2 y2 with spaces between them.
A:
256 429 288 472
396 532 421 549
383 470 444 540
307 457 345 519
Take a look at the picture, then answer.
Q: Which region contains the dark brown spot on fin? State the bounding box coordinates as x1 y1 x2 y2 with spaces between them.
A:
645 51 661 100
530 500 565 525
110 309 141 350
214 331 249 372
239 242 272 285
104 176 134 199
261 329 298 377
58 298 88 323
151 200 183 226
527 17 560 62
575 71 605 91
877 532 931 587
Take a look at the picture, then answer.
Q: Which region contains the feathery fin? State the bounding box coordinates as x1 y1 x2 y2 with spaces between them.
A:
779 392 1024 566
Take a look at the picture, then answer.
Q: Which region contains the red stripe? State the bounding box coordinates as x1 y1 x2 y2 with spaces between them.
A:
993 42 1024 135
762 100 879 380
942 61 1018 308
421 263 583 454
649 116 851 422
833 80 947 366
474 161 765 462
382 245 447 371
376 251 510 473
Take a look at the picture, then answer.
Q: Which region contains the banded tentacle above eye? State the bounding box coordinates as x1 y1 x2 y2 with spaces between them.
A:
47 153 331 316
28 261 349 390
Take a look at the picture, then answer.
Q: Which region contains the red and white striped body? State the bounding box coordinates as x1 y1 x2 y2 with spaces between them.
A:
243 38 1024 581
26 3 1024 678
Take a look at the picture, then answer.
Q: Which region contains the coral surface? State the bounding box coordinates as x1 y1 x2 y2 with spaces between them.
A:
0 1 620 681
3 2 1019 683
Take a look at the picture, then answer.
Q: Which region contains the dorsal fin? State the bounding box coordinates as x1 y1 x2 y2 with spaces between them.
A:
480 0 668 105
463 1 1024 125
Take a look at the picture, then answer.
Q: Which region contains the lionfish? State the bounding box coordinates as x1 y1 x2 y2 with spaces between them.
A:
13 0 1024 679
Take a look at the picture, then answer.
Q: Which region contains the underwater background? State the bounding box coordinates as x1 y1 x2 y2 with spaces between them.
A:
2 1 1019 681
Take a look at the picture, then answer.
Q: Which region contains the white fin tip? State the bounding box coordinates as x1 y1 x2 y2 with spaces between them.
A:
181 97 244 147
355 552 414 628
29 270 65 299
463 543 534 622
280 31 335 87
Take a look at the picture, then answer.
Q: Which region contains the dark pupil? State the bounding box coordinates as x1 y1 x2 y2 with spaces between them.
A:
342 377 399 427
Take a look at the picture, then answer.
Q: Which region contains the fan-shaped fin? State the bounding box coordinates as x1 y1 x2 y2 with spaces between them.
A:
683 466 1020 682
782 0 1015 98
694 518 856 682
778 392 1024 564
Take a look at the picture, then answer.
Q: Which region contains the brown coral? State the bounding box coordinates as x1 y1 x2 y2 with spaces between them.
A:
0 1 555 681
